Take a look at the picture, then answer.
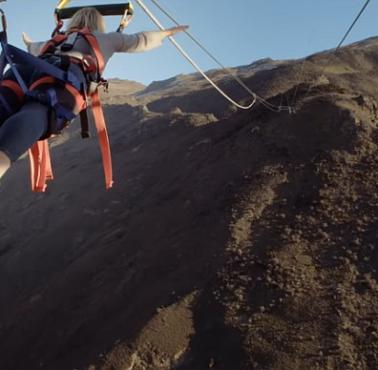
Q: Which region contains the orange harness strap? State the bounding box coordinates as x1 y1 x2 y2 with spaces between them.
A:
28 77 55 192
91 90 113 189
42 28 106 75
0 80 25 101
25 28 112 192
39 34 68 56
29 76 87 110
29 76 56 92
29 140 53 192
81 33 105 74
69 28 106 74
27 76 113 192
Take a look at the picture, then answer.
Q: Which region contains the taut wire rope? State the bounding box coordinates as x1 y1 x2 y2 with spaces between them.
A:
336 0 371 51
291 0 372 107
135 0 294 112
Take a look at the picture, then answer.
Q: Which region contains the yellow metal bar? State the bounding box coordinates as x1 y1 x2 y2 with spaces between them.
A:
57 0 71 10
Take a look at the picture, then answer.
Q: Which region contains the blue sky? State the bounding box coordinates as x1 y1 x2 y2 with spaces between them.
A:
1 0 377 85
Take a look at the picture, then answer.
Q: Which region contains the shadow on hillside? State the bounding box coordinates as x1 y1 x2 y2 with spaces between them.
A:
0 88 362 370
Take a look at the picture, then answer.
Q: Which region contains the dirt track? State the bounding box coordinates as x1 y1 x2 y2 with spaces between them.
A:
0 38 377 370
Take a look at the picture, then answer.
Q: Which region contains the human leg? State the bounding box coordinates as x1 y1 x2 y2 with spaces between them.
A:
0 73 82 181
0 65 34 124
0 102 49 165
0 83 24 123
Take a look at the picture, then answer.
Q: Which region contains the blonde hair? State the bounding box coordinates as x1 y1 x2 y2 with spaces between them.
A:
67 7 105 32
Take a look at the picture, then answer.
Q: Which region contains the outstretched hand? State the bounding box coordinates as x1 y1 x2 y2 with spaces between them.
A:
164 25 189 37
22 32 32 47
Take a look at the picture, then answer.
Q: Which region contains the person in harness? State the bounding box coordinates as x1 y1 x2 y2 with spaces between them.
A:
0 5 188 190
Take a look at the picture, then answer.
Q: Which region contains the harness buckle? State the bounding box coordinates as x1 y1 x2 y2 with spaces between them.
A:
99 79 109 93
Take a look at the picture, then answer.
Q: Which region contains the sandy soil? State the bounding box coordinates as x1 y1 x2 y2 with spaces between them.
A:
0 37 377 370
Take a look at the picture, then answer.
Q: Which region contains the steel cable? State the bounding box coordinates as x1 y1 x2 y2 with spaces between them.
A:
136 0 294 112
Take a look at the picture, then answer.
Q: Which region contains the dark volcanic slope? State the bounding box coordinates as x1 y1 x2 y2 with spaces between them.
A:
0 38 378 370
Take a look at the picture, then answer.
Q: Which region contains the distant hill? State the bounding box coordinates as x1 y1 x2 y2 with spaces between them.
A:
100 78 146 106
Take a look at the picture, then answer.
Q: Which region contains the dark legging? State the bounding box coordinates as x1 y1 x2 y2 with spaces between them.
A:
0 101 50 161
0 63 84 162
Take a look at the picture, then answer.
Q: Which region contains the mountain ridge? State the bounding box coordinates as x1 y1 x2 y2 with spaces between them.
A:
0 36 377 370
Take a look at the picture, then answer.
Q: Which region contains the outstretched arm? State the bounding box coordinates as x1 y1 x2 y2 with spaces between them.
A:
22 32 45 56
162 25 189 37
113 25 189 53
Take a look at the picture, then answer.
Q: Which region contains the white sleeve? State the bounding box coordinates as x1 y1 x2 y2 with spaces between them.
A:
27 41 46 56
115 31 167 53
